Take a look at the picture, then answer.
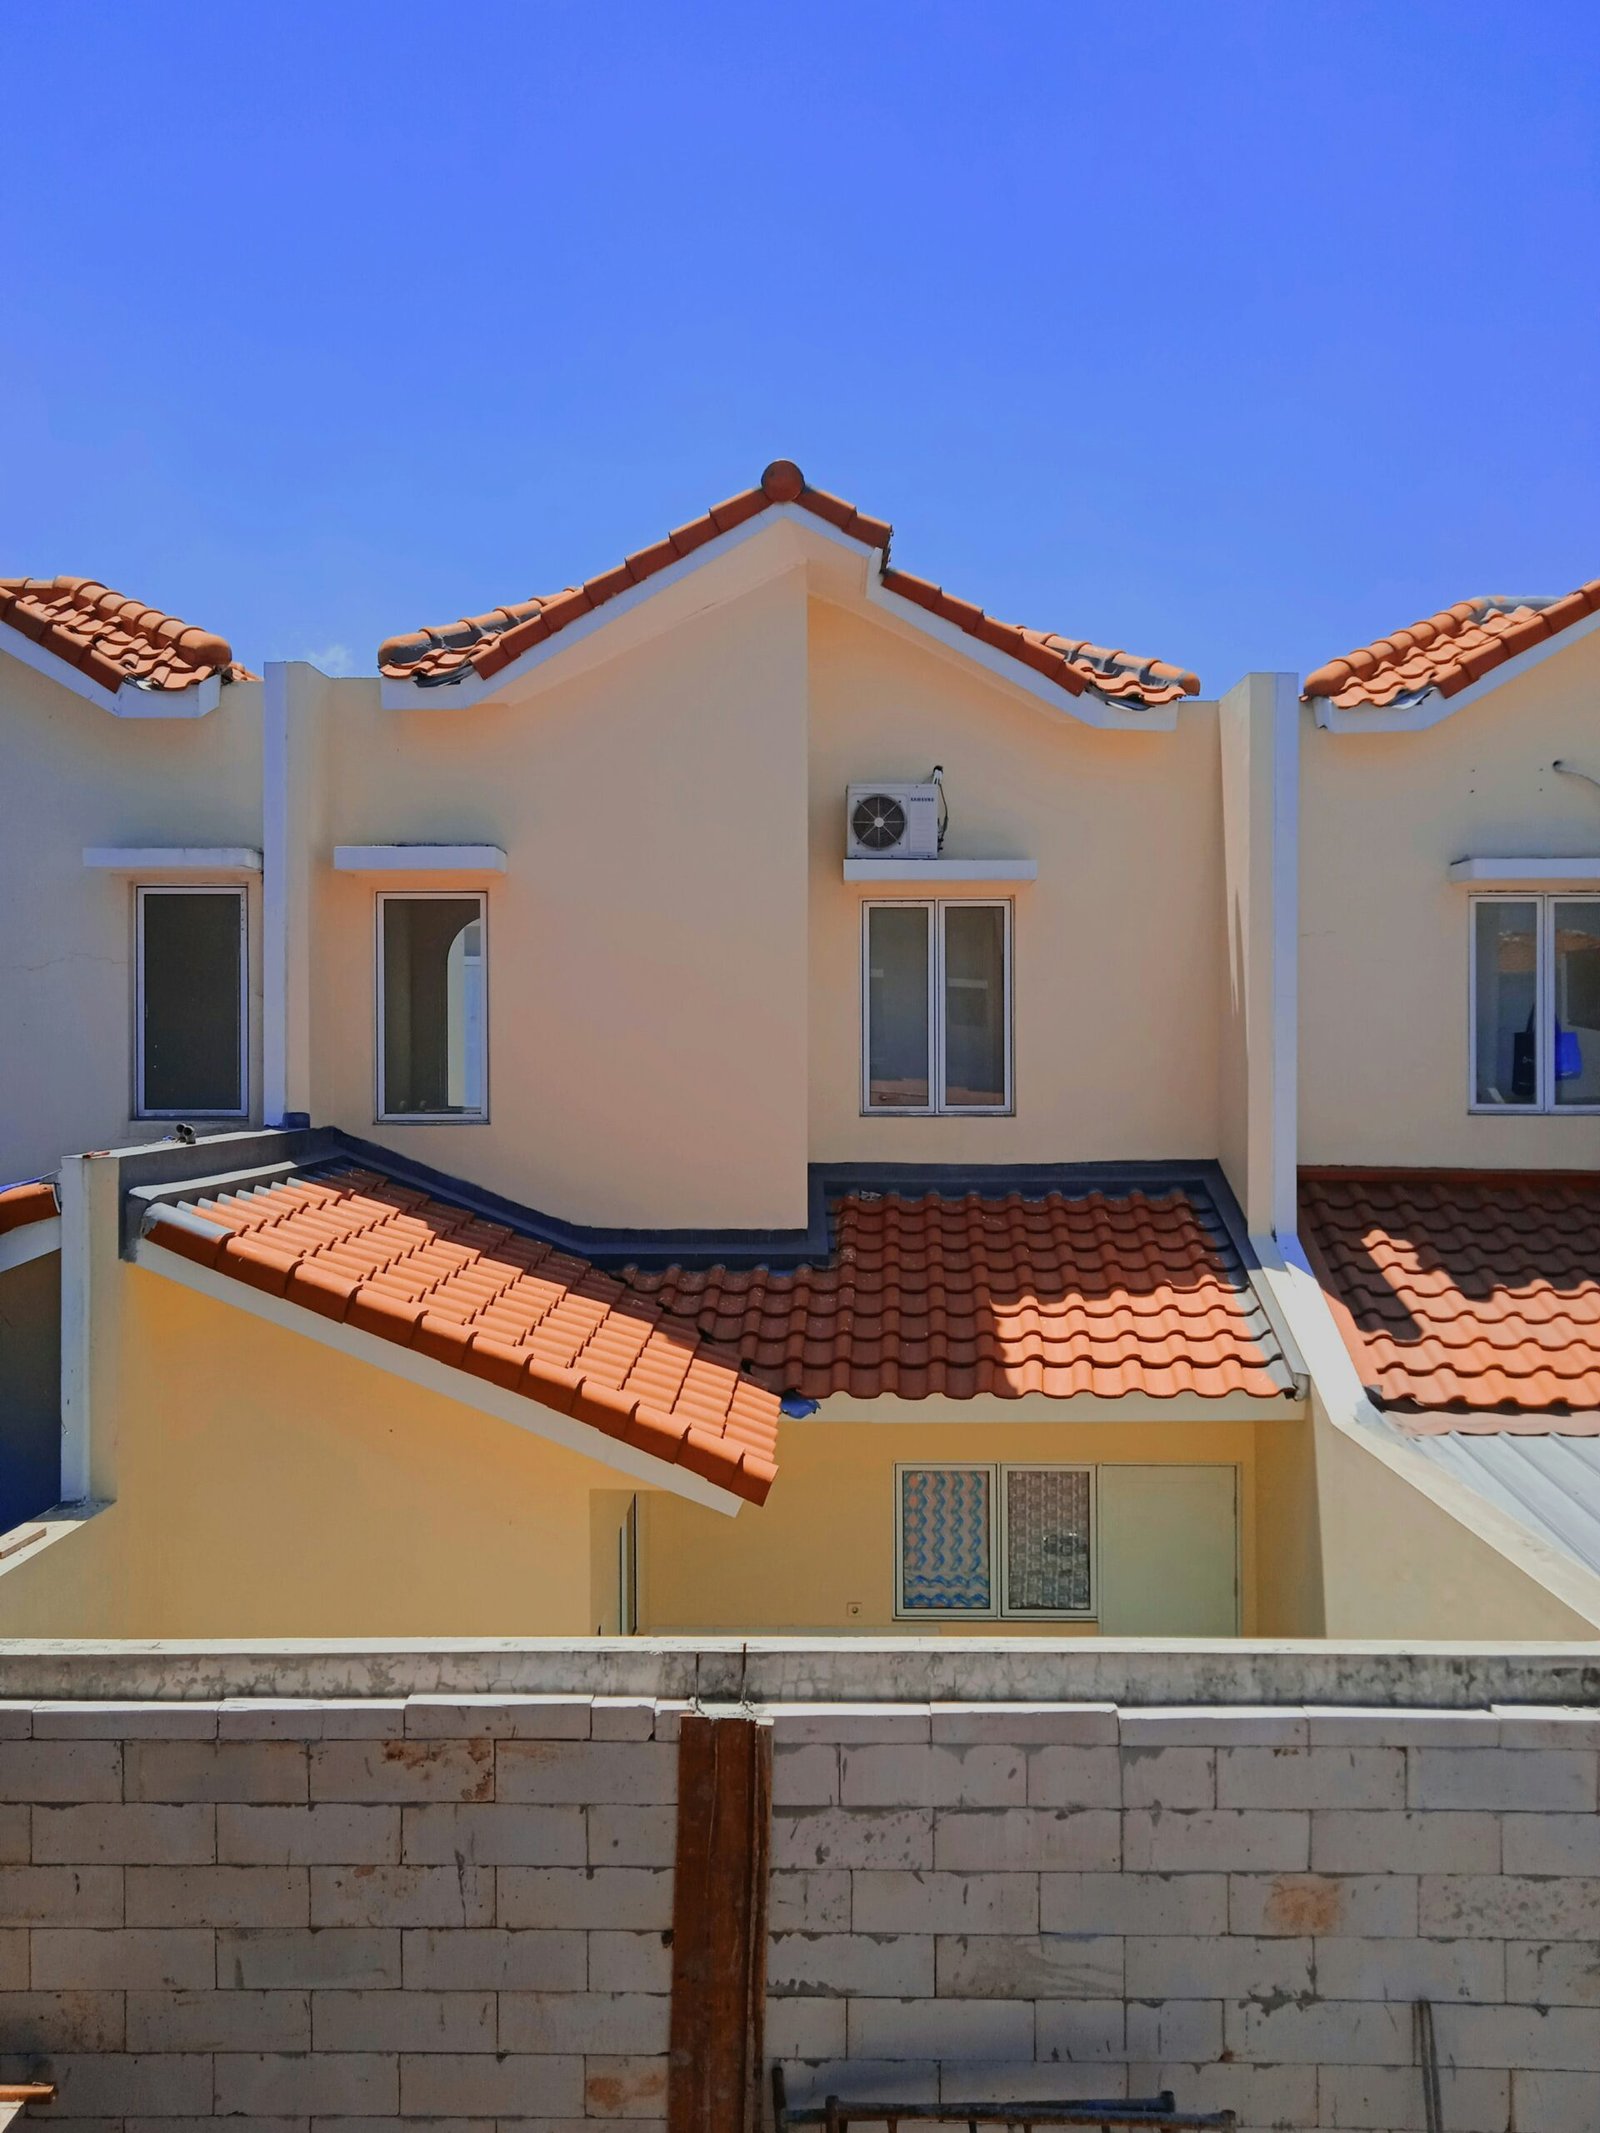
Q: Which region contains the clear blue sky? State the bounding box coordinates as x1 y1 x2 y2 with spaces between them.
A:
4 2 1596 690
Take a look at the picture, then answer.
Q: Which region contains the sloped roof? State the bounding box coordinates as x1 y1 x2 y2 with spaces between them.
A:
378 460 1201 710
1303 582 1600 711
1300 1169 1600 1424
0 576 252 696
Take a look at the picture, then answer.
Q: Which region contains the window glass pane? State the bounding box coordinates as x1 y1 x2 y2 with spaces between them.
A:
899 1467 992 1611
1553 901 1600 1107
382 898 486 1116
942 904 1007 1108
140 891 242 1114
866 904 930 1108
1005 1467 1092 1614
1473 900 1538 1106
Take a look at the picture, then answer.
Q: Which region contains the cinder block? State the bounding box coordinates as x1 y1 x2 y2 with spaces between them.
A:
33 1803 215 1866
1503 1812 1600 1873
935 1932 1123 1999
219 1805 401 1866
125 1740 310 1804
404 1696 591 1740
1217 1747 1405 1811
1025 1747 1121 1810
773 1807 932 1871
1408 1747 1597 1813
403 1927 587 1992
1433 2002 1600 2070
1420 1874 1600 1940
767 1869 851 1932
309 1864 493 1929
851 1869 1038 1936
0 1930 27 1989
0 1740 121 1801
589 1699 658 1743
1310 1810 1500 1875
1506 1938 1600 2006
1314 1934 1506 2003
218 1700 405 1741
127 1865 308 1928
767 1704 932 1745
0 1991 124 2052
1125 1933 1311 2001
1032 1997 1124 2061
217 1929 401 1990
498 1867 672 1931
1040 1871 1227 1937
126 1989 310 2051
401 2051 584 2116
1224 1996 1414 2065
0 1804 28 1864
1512 2070 1600 2133
214 2051 399 2115
843 1744 1027 1809
1492 1705 1600 1750
1125 1998 1222 2064
1317 2063 1509 2132
588 1929 672 1995
0 1865 123 1925
1126 2060 1317 2127
13 2053 213 2117
652 1700 693 1744
309 1739 493 1804
1119 1707 1308 1748
1124 1809 1308 1874
1304 1707 1499 1748
933 1807 1120 1872
586 1802 675 1868
33 1929 214 1991
848 1995 1033 2062
942 2060 1131 2105
772 1744 838 1807
1228 1871 1417 1938
312 1988 495 2052
401 1803 586 1867
582 2053 669 2120
777 2059 937 2111
494 1741 675 1805
0 1705 33 1738
29 1704 215 1741
499 1991 669 2055
765 1996 847 2062
930 1703 1118 1746
1119 1747 1214 1810
767 1931 933 1997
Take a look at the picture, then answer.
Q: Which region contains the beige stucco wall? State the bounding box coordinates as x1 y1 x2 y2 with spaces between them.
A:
1300 628 1600 1169
0 658 263 1187
808 603 1225 1165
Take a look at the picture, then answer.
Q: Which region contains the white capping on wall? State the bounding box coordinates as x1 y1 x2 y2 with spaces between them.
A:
843 857 1037 882
332 844 508 873
82 846 263 874
1448 855 1600 884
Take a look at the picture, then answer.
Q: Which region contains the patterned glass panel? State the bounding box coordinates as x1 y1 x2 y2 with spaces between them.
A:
899 1467 992 1611
1005 1467 1092 1614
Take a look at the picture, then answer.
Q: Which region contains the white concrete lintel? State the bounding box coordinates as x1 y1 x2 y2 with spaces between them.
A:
0 1217 61 1275
83 847 262 875
132 1237 747 1516
1309 606 1600 732
815 1389 1302 1424
843 857 1037 883
1448 855 1600 884
332 845 507 874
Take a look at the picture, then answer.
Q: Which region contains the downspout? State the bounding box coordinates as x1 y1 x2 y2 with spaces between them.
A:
262 663 290 1126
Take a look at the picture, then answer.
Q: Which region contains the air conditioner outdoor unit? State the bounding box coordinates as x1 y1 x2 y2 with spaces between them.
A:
846 781 942 861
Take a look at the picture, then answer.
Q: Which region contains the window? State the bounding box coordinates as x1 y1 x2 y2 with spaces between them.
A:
1471 895 1600 1111
136 887 246 1118
377 893 487 1120
863 900 1011 1114
895 1463 1094 1619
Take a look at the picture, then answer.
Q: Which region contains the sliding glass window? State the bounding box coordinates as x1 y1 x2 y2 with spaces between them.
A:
862 900 1011 1115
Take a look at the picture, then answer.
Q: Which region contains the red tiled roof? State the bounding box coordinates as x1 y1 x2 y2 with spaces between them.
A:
1300 1169 1600 1427
378 461 1201 710
0 1181 57 1237
0 576 252 696
1304 582 1600 711
621 1188 1293 1402
142 1167 781 1505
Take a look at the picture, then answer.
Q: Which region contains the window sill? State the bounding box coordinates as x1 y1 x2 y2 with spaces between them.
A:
845 857 1036 882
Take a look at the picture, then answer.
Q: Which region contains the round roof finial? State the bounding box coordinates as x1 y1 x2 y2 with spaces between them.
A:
761 459 805 503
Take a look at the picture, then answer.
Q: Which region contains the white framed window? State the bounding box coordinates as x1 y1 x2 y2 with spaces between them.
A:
894 1462 1094 1620
862 899 1012 1115
1470 895 1600 1112
135 886 247 1119
376 892 488 1122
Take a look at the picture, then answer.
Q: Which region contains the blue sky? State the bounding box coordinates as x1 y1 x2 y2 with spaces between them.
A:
3 2 1596 690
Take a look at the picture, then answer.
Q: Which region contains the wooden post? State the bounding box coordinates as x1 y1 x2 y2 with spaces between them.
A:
667 1711 773 2133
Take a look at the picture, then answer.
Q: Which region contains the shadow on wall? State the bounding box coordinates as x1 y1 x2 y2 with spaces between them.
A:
0 1253 61 1532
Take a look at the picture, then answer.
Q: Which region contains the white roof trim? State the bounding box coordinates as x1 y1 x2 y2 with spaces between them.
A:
84 847 262 875
1448 856 1600 885
133 1232 747 1516
1309 605 1600 732
1 620 222 716
332 845 507 874
0 1216 59 1276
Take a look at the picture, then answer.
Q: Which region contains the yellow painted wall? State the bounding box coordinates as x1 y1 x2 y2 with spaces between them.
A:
1300 628 1600 1170
637 1416 1275 1635
0 660 263 1185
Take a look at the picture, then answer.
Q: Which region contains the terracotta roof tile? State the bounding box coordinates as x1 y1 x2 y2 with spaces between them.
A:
620 1187 1292 1402
378 461 1200 711
1300 1169 1600 1426
1304 582 1600 711
0 1180 58 1236
0 576 253 696
144 1166 781 1506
